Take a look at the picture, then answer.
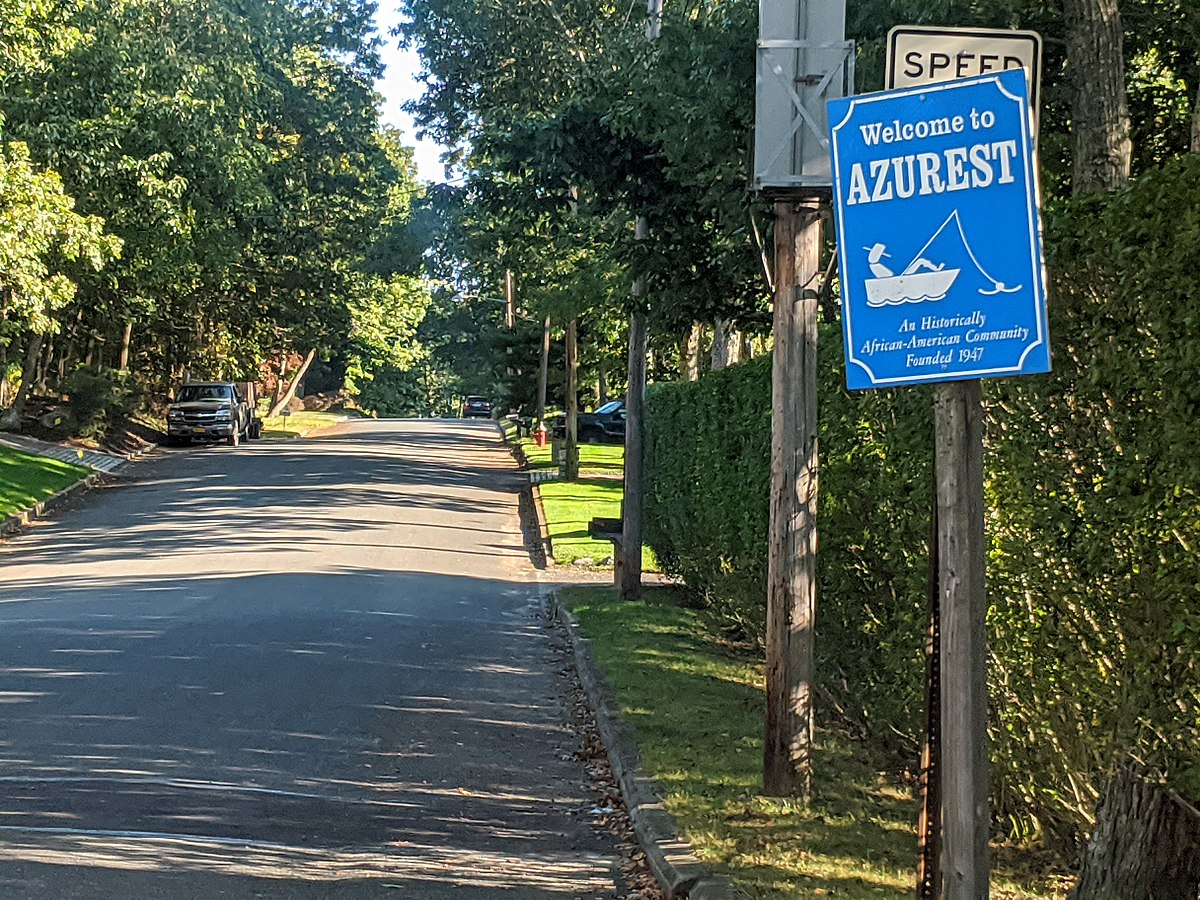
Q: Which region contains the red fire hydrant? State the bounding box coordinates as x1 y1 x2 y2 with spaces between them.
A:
534 422 548 447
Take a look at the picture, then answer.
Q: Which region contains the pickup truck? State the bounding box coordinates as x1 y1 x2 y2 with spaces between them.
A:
166 382 262 446
550 400 626 444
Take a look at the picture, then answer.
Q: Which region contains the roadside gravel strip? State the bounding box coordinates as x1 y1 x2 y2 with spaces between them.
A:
548 596 739 900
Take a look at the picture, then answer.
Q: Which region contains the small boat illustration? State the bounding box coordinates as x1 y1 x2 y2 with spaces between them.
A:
858 213 1021 309
865 268 960 307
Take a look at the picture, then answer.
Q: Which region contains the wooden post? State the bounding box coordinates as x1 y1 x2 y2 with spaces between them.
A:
917 474 942 900
620 215 649 601
564 317 580 480
763 197 821 798
621 310 647 601
537 314 551 424
934 380 989 900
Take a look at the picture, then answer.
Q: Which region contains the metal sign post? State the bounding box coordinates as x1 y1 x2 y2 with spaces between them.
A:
828 69 1049 900
754 0 852 799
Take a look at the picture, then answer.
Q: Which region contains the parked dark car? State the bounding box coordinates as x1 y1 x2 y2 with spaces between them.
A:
551 400 626 444
462 396 493 419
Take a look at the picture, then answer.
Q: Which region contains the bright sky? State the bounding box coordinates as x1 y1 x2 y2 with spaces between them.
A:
373 6 448 183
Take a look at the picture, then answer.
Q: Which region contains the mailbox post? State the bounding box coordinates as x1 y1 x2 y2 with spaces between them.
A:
754 0 852 798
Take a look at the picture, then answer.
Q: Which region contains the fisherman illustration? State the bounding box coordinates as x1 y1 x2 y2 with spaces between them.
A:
863 241 960 307
861 211 1021 308
864 243 946 278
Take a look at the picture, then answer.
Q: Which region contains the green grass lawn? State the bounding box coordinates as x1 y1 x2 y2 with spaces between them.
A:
503 421 651 568
539 477 625 564
520 436 625 475
260 410 349 440
0 446 89 520
537 476 658 570
560 585 1070 900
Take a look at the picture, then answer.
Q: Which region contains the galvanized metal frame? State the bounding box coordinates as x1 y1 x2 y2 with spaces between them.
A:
754 39 855 192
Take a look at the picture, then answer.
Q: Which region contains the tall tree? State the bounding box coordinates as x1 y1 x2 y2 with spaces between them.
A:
1063 0 1133 192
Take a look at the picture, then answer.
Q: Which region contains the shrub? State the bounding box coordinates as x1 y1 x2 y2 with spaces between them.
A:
60 369 140 439
642 154 1200 852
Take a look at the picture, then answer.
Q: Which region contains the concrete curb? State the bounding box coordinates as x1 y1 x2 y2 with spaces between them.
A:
503 428 555 565
548 596 740 900
532 484 553 563
0 471 101 538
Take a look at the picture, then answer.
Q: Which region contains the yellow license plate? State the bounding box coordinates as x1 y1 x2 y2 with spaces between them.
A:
193 427 205 433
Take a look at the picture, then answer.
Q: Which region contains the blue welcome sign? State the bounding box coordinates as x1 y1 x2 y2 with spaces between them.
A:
827 69 1050 390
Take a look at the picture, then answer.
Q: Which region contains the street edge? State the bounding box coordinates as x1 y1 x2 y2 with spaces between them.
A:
531 484 553 562
547 593 739 900
0 471 102 539
505 422 555 566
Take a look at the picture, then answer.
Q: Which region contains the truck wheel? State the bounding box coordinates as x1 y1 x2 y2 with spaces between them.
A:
227 427 240 447
250 421 262 439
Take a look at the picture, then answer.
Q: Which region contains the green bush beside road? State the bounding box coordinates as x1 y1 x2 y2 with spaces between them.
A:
0 446 89 520
641 158 1200 858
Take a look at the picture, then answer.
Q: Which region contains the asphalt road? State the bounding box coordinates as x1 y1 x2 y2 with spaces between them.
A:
0 419 622 898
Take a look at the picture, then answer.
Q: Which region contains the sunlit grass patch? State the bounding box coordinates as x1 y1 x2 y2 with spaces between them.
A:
0 446 89 519
516 436 624 475
559 585 1068 899
538 477 624 565
260 410 348 440
538 478 656 570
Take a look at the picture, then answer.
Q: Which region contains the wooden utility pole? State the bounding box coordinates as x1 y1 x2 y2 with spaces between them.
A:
619 0 661 601
763 198 822 797
537 314 551 424
564 317 580 480
917 478 942 900
934 380 989 900
621 216 649 601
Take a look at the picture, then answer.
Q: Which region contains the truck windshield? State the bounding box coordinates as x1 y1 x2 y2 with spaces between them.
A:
176 385 231 402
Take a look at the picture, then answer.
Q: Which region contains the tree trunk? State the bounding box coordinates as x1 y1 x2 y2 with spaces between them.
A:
0 334 45 431
598 369 608 406
267 348 316 418
35 336 53 393
118 321 133 372
564 318 579 480
711 320 729 371
1191 85 1199 153
729 328 743 366
537 315 550 424
742 332 755 360
269 353 289 413
1073 766 1200 900
1063 0 1132 193
682 323 701 381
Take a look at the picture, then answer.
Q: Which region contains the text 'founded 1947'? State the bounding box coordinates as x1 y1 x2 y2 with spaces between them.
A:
826 69 1050 390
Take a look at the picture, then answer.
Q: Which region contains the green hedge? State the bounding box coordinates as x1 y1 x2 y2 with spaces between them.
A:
644 342 934 757
643 154 1200 851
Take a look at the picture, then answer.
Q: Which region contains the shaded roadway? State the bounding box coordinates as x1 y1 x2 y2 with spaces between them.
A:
0 419 621 898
